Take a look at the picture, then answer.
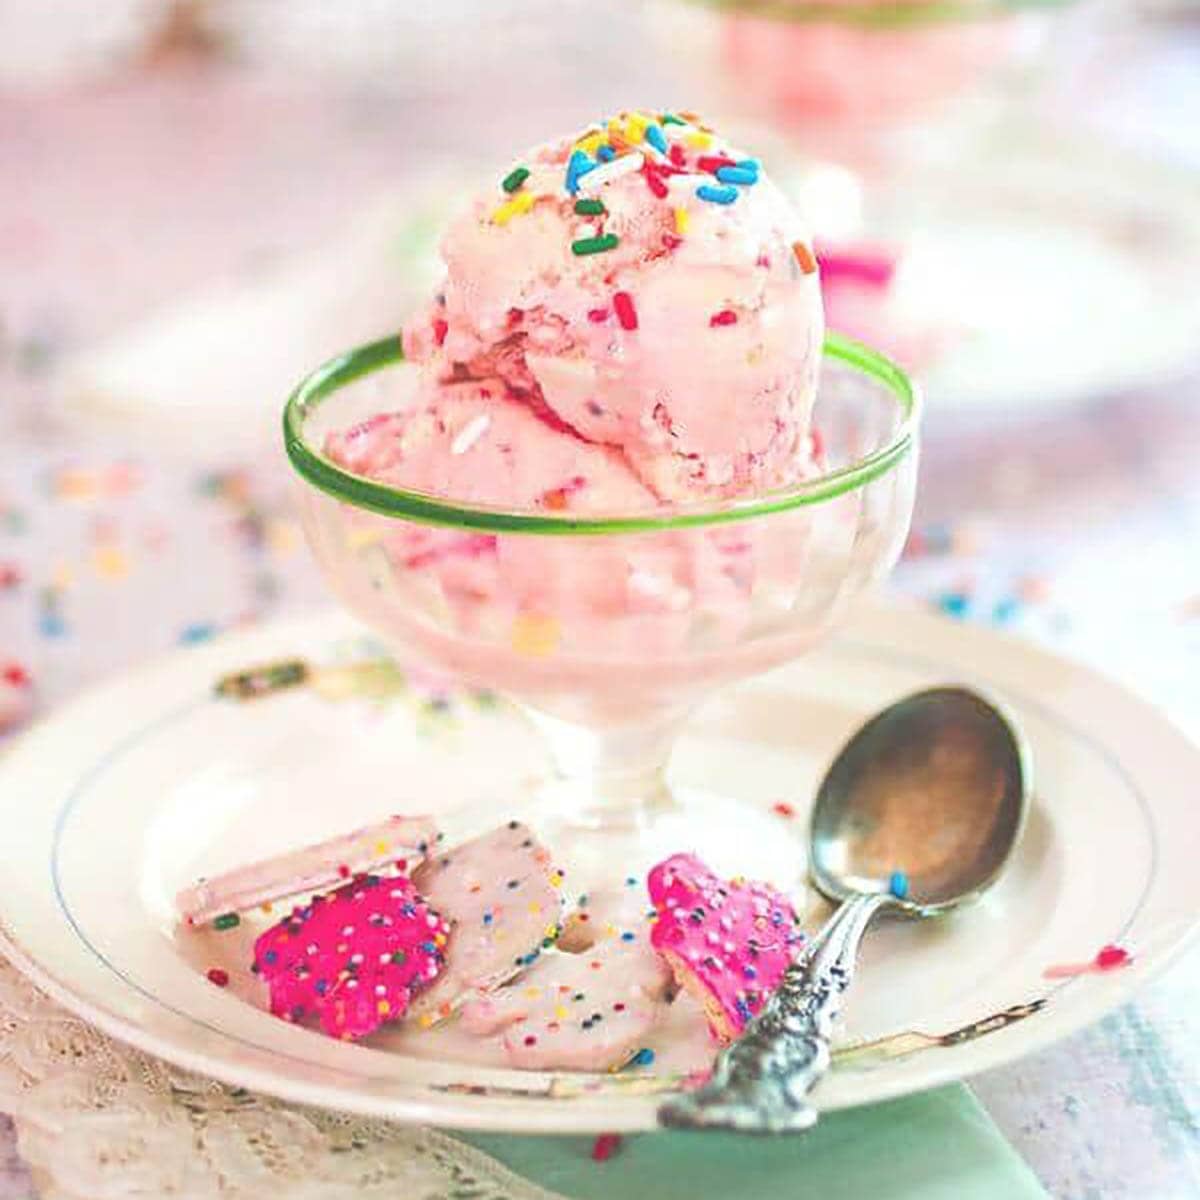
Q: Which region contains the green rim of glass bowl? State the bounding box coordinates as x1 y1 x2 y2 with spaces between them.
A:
282 330 919 536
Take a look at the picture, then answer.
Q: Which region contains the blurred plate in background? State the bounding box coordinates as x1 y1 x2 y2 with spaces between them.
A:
834 120 1200 414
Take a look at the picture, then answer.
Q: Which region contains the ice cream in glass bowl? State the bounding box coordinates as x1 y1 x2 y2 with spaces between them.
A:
283 113 919 890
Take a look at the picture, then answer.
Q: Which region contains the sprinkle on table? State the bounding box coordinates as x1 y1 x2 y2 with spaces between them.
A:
772 801 796 818
3 663 31 687
1096 944 1131 970
574 198 605 216
206 967 230 988
612 291 638 330
792 241 818 274
696 183 738 206
501 165 530 193
571 233 619 256
889 870 910 900
592 1133 622 1162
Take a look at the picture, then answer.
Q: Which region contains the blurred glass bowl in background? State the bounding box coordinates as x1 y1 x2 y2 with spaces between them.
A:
649 0 1074 171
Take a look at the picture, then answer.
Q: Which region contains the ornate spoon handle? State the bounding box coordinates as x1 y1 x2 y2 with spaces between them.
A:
659 890 897 1133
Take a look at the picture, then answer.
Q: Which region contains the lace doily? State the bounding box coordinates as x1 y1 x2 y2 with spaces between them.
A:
0 955 565 1200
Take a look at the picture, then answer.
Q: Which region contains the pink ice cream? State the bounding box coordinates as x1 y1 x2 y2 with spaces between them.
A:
316 114 831 719
332 111 823 511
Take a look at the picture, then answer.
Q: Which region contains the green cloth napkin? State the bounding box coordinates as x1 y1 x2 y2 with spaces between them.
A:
460 1084 1047 1200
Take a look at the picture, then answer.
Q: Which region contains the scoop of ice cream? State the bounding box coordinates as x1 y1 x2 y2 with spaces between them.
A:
318 115 829 701
324 378 654 514
401 111 823 505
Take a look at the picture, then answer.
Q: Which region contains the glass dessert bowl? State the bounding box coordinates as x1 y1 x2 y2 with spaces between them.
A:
284 331 919 890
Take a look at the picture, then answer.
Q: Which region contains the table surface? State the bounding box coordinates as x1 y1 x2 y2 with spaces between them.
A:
1 11 1198 1198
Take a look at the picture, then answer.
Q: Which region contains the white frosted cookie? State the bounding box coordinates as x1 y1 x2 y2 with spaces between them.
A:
410 821 564 1024
460 880 672 1070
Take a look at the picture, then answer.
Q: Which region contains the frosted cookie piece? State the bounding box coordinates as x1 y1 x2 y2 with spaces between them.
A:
179 814 440 925
460 883 672 1070
409 821 564 1024
648 852 806 1042
253 873 449 1041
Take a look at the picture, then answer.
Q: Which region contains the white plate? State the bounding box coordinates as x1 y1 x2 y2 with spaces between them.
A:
0 604 1196 1132
775 121 1200 415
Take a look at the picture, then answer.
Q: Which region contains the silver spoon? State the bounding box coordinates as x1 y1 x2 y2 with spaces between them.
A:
659 686 1030 1133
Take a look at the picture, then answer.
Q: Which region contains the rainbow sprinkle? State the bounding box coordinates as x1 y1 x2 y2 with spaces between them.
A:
571 234 619 256
577 152 643 193
573 198 605 216
793 241 818 274
715 165 758 186
696 183 738 205
673 206 690 235
613 291 638 330
565 149 595 195
642 165 668 198
575 131 606 155
492 190 536 226
501 166 530 193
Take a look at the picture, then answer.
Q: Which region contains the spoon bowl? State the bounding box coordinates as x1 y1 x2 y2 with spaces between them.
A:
810 686 1031 914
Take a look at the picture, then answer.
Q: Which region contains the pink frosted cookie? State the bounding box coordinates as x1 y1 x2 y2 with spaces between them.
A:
252 873 449 1041
648 853 806 1042
460 882 673 1070
409 821 564 1024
